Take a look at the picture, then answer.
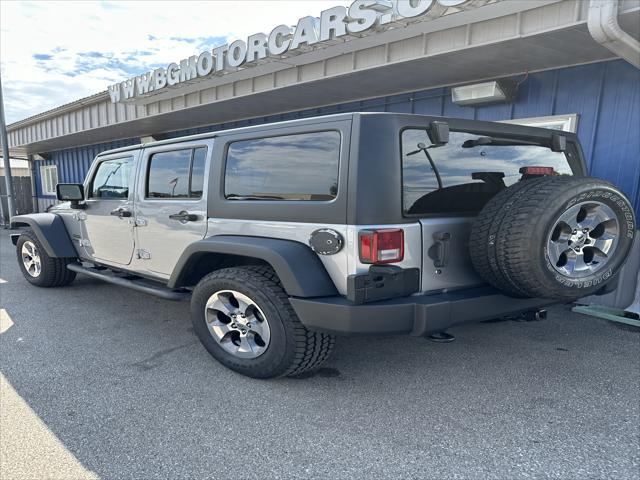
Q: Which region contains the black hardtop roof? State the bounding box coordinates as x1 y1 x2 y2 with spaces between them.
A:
96 111 579 157
97 112 361 157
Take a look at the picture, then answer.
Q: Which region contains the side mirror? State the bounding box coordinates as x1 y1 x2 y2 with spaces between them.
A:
56 183 86 209
428 121 449 146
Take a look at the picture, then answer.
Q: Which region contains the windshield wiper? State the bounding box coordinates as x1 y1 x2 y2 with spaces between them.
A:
406 143 443 190
462 136 541 148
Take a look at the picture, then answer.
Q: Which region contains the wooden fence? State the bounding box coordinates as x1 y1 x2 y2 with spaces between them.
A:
0 176 33 224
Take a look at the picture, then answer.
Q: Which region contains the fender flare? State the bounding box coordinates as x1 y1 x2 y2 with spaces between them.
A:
10 213 78 258
168 235 338 298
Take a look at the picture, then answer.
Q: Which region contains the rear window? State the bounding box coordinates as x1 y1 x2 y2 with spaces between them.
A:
224 131 340 201
401 129 573 215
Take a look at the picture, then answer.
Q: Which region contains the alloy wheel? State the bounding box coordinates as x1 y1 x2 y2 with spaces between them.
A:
547 201 620 278
21 241 42 278
204 290 271 359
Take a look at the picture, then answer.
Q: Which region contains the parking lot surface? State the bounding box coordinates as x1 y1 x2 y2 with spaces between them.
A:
1 230 639 479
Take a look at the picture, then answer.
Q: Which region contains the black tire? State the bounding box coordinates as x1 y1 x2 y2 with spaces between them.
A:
15 230 77 287
190 266 335 379
469 178 545 298
470 176 636 299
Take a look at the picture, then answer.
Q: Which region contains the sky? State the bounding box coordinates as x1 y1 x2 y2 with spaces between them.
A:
0 0 350 125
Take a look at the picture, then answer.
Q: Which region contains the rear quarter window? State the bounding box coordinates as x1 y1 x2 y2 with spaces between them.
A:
224 131 340 201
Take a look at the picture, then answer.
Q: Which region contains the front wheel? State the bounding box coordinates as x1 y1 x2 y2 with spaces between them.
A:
190 266 335 379
15 230 77 287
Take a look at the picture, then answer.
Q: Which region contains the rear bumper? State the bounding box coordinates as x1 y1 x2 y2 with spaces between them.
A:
290 286 557 336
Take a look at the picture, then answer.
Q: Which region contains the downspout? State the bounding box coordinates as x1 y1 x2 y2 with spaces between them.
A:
588 0 640 69
28 154 39 213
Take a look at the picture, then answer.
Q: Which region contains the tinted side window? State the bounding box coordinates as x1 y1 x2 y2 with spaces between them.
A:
225 131 340 201
147 147 207 199
189 147 206 197
148 149 191 198
90 157 133 199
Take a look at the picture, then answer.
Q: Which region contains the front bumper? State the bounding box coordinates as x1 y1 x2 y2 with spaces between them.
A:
290 286 557 336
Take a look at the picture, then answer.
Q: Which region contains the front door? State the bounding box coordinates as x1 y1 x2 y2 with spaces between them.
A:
134 141 211 276
82 153 137 265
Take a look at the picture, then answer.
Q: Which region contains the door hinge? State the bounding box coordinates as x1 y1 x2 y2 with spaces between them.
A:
137 249 151 260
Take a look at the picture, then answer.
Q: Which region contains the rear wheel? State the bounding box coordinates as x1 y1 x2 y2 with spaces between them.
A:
190 266 335 378
470 176 636 299
16 230 77 287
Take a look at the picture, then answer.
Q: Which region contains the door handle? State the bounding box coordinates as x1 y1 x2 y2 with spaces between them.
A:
110 207 132 218
169 211 198 223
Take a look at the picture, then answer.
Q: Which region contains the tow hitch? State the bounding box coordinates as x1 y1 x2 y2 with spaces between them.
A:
514 309 548 322
428 308 549 343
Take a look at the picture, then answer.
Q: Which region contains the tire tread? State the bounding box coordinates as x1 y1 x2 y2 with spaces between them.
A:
16 229 77 287
192 265 334 378
470 176 635 299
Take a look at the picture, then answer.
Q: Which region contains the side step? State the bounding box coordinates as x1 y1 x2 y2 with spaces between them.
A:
67 263 191 301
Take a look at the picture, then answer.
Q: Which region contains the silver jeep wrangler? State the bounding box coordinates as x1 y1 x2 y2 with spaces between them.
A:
11 113 636 378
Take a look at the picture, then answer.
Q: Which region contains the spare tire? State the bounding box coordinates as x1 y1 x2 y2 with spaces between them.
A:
470 176 636 299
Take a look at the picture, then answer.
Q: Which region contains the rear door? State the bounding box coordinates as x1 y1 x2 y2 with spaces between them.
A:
134 140 212 277
400 128 573 293
81 153 138 265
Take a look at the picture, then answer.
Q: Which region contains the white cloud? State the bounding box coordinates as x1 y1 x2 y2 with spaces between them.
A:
0 0 350 124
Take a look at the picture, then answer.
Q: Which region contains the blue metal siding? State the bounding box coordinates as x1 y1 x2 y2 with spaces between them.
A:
35 138 140 198
591 61 640 216
36 59 639 216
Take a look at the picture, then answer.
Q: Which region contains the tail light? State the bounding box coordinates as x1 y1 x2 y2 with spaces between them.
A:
359 229 404 264
519 166 555 175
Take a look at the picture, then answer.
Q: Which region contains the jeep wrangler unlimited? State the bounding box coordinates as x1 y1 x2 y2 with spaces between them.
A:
11 113 636 378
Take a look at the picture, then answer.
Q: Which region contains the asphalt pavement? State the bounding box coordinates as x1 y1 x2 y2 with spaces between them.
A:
1 229 638 480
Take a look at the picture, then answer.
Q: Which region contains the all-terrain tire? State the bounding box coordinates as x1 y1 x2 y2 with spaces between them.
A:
190 266 335 379
469 178 548 298
470 176 636 299
16 229 77 287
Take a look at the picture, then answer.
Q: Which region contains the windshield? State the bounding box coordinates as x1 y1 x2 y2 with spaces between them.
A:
401 129 573 215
